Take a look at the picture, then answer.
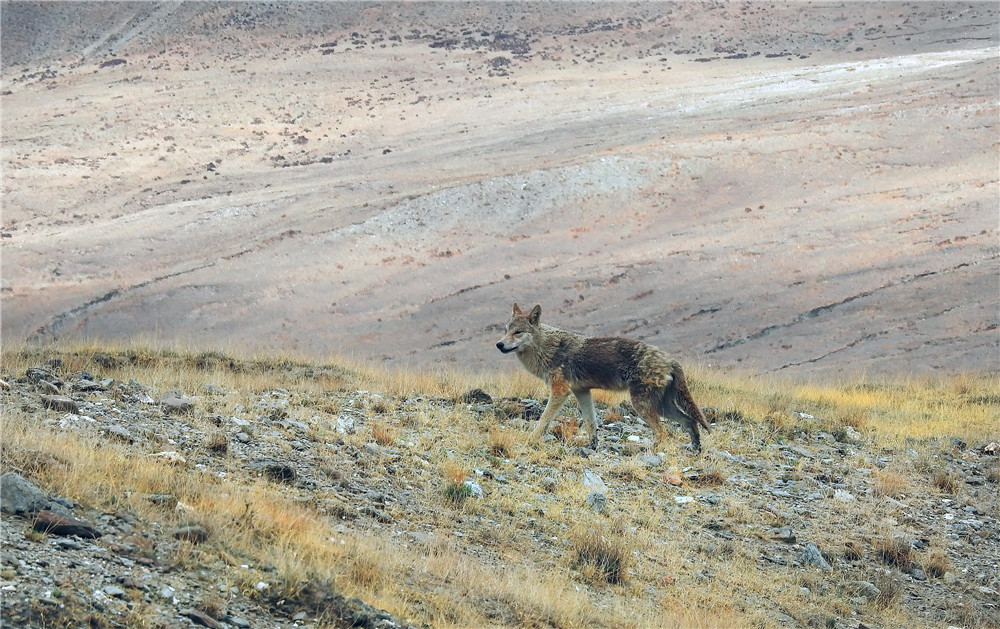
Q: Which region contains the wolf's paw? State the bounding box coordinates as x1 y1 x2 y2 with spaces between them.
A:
684 441 704 455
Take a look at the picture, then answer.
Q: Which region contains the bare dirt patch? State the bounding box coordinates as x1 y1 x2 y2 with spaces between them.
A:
2 2 997 378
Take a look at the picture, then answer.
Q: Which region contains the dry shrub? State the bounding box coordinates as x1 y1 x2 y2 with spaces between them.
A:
931 469 960 494
873 533 913 569
840 410 868 431
441 461 471 505
371 419 396 446
551 416 578 443
487 427 516 458
348 548 383 589
609 458 647 482
692 464 727 486
603 408 625 424
843 540 865 562
441 460 467 485
204 430 230 454
570 520 633 584
873 575 902 610
922 547 950 578
986 460 1000 484
872 469 910 498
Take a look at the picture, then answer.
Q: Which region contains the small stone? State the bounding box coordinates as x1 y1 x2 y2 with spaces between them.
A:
673 496 695 504
847 581 880 598
461 388 492 404
172 525 210 544
179 608 222 628
33 510 102 538
229 618 250 629
292 611 307 621
771 526 796 543
250 460 296 483
582 469 607 493
358 505 394 523
103 425 134 444
911 568 927 581
161 391 194 414
159 586 176 599
463 480 483 499
639 454 663 467
40 394 78 414
539 477 558 492
148 451 186 464
103 585 127 598
800 542 832 571
37 380 60 395
833 489 855 502
585 492 607 513
53 538 83 550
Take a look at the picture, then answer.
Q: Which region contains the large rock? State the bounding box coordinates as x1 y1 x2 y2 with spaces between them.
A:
0 473 49 514
40 394 79 413
32 510 102 538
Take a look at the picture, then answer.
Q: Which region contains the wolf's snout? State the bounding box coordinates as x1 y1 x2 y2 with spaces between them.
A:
496 341 515 354
496 342 503 350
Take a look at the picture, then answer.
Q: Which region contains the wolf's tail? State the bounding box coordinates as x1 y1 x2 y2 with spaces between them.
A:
659 362 710 451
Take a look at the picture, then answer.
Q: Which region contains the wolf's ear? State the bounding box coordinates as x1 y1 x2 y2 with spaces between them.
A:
528 304 541 325
512 302 523 316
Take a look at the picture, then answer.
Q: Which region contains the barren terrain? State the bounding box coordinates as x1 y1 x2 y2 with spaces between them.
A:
2 2 998 377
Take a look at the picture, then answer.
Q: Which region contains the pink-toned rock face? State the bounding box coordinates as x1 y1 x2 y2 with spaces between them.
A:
2 3 997 378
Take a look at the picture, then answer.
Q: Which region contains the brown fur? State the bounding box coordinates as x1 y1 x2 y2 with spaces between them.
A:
496 303 710 451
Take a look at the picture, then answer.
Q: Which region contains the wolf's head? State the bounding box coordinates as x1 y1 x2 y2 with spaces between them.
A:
496 303 541 354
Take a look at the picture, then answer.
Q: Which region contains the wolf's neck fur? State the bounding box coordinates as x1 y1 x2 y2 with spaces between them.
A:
517 324 582 381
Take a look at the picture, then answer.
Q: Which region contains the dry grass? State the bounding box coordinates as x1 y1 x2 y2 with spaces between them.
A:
872 468 912 498
486 426 516 458
3 343 997 629
569 518 634 584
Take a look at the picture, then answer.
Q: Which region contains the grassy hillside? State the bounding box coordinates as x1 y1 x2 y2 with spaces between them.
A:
1 343 998 628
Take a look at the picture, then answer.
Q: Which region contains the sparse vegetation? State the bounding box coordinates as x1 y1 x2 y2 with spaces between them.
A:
1 344 998 628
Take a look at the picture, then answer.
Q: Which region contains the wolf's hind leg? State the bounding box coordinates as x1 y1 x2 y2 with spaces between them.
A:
662 397 701 453
630 393 666 442
573 389 600 449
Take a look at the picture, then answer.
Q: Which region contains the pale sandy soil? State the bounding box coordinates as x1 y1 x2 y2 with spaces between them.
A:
2 2 998 378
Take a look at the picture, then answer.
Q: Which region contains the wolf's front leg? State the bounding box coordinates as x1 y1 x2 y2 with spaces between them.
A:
531 390 569 442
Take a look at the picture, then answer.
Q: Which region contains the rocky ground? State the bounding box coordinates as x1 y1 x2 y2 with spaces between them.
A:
2 2 998 378
1 351 998 628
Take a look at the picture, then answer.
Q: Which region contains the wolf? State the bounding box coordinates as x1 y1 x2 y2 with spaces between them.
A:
496 303 710 452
